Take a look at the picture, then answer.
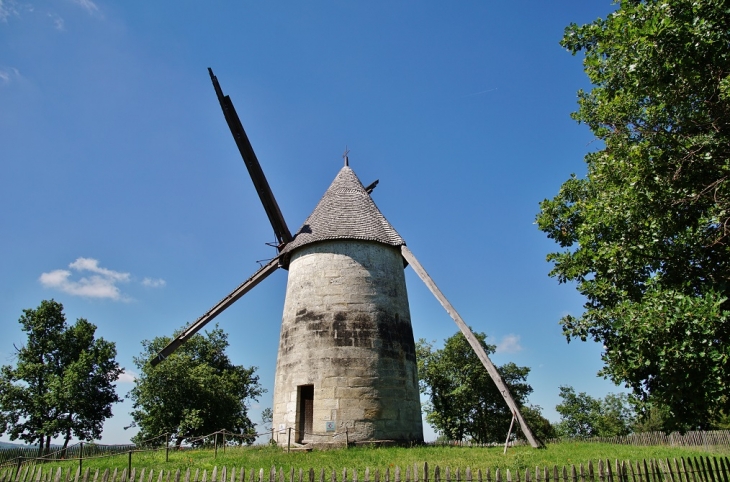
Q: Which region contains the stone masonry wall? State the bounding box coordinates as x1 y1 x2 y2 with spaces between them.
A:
272 240 423 445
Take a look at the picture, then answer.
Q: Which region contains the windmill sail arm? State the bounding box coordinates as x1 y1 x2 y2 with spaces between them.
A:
208 68 293 248
150 257 281 366
400 245 543 448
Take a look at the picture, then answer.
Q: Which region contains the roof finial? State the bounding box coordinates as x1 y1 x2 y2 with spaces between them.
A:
343 146 350 167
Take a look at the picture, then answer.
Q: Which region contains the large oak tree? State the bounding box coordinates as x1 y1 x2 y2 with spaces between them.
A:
0 300 122 455
537 0 730 430
129 326 263 446
416 331 542 443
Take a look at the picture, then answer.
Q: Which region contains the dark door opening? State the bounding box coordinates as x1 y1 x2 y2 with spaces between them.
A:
297 385 314 443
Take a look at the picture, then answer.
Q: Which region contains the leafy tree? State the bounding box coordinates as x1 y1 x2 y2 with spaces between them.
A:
129 326 264 446
520 405 558 442
0 300 122 455
554 386 635 438
416 331 533 444
536 0 730 430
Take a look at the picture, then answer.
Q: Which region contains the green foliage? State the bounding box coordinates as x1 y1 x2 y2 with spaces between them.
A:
129 326 264 446
520 404 558 442
0 300 122 451
554 386 635 438
536 0 730 431
416 331 533 444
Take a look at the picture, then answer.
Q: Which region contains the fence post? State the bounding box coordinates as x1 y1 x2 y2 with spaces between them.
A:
79 442 83 474
223 430 226 454
214 432 218 459
128 451 132 477
346 429 349 448
14 457 22 481
288 428 291 453
165 433 170 463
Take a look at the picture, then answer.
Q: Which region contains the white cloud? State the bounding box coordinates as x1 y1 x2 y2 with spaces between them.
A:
0 67 20 85
117 370 137 383
71 0 98 14
142 277 166 288
495 334 523 354
70 257 130 282
40 257 130 300
40 257 165 301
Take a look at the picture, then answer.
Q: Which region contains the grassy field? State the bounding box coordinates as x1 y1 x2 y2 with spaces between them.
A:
6 442 730 474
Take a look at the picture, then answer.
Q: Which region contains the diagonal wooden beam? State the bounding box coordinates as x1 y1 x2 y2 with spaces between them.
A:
150 257 281 366
401 245 542 448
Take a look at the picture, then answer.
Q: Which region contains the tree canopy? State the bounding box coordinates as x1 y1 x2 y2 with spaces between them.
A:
536 0 730 430
0 300 122 454
416 331 539 443
129 326 264 446
554 386 635 438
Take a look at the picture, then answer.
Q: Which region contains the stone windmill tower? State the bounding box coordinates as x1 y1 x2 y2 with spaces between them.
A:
151 70 541 448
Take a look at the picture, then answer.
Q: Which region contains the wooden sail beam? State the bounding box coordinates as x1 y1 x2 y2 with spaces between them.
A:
209 68 293 248
400 245 542 448
150 257 281 366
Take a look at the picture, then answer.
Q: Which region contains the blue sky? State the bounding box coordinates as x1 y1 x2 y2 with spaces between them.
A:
1 0 619 445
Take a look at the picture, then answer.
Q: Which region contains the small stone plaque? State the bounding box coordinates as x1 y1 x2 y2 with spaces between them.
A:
325 421 336 432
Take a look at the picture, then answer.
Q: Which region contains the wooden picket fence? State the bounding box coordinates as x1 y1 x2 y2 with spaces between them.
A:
0 445 135 466
2 458 730 482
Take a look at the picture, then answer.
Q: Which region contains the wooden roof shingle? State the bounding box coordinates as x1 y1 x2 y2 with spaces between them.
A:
281 166 404 265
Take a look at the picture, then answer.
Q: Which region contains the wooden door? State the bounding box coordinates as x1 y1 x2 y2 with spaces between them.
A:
297 385 314 443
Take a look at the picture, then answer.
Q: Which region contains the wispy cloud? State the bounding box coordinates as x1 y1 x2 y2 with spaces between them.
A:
0 0 19 22
0 0 100 27
495 334 523 354
50 13 64 30
459 88 497 99
0 67 20 85
142 277 166 288
117 370 137 383
71 0 98 14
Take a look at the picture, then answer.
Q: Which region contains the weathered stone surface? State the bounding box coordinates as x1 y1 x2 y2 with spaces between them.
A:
272 239 423 444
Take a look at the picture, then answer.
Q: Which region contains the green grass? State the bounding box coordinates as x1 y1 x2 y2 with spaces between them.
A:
6 442 730 476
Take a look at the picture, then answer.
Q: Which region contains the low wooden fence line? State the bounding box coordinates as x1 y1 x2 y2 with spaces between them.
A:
430 430 730 449
541 430 730 448
1 458 730 482
0 445 137 467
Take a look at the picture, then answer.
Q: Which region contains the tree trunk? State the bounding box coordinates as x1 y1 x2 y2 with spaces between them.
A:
45 435 51 456
38 434 45 458
61 414 72 458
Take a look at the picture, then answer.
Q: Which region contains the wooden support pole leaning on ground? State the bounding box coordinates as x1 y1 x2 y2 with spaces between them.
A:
400 245 542 448
504 412 516 454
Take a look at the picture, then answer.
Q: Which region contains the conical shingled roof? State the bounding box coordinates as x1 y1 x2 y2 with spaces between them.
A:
281 166 405 266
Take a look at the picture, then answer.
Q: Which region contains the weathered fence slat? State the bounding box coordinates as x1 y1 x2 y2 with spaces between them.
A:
711 459 721 482
719 458 729 482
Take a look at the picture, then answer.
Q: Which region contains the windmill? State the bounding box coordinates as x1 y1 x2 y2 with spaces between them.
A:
151 69 541 448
